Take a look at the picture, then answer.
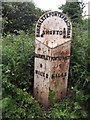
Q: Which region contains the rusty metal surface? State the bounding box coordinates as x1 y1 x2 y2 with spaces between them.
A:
34 11 72 107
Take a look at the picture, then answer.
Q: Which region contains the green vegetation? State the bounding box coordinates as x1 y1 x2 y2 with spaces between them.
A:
49 89 56 105
60 1 84 23
1 1 90 120
2 31 35 93
2 2 43 35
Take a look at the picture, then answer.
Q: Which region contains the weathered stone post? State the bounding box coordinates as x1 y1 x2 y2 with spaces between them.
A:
34 11 72 107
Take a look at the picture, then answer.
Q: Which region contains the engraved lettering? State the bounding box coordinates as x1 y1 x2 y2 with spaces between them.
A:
36 11 71 38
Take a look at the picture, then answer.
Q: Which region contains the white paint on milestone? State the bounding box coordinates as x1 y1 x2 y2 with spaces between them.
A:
34 11 72 106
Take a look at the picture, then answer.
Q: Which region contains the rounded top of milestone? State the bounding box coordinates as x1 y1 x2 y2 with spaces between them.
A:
35 11 72 48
